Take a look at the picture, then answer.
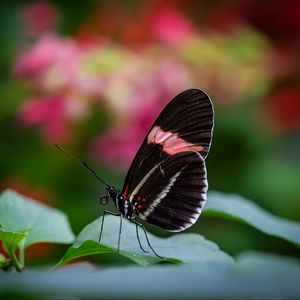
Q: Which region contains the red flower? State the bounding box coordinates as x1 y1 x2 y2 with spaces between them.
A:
151 7 195 45
19 1 59 37
265 87 300 133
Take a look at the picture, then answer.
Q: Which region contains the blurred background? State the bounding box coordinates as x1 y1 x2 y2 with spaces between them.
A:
0 0 299 265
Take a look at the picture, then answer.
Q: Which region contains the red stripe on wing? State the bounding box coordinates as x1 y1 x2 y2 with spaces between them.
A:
147 126 204 155
123 185 129 198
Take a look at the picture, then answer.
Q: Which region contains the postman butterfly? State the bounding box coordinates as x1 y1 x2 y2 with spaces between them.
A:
56 88 214 258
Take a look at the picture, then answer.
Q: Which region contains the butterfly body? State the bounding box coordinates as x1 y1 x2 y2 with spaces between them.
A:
105 186 136 219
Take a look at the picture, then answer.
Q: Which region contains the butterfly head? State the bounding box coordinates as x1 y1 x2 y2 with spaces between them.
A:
102 186 134 219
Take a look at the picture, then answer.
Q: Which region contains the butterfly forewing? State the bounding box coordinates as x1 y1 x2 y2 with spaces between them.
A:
122 89 213 201
152 89 214 158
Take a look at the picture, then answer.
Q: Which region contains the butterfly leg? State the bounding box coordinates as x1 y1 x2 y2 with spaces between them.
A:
98 210 121 246
135 223 149 253
117 214 123 252
131 219 164 259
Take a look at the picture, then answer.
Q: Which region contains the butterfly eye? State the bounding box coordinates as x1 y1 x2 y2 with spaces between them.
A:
99 195 109 205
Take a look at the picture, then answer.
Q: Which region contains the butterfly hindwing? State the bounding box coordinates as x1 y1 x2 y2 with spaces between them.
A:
122 89 214 202
129 151 207 231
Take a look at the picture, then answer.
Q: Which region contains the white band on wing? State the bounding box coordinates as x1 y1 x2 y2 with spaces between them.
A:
140 170 182 219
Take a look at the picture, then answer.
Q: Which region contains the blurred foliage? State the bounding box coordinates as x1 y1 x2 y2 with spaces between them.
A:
0 0 299 278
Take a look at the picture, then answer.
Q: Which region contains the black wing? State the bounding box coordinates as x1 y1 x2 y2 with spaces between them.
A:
132 151 208 231
122 89 214 204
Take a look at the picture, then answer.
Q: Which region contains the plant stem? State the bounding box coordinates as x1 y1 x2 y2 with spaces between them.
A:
10 251 23 272
19 247 25 267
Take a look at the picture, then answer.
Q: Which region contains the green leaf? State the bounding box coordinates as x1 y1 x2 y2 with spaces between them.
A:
0 189 75 249
204 192 300 246
0 228 27 255
58 215 233 267
57 240 116 265
2 252 300 299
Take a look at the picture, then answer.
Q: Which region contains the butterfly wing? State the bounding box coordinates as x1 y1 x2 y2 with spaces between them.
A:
131 151 207 231
122 88 214 202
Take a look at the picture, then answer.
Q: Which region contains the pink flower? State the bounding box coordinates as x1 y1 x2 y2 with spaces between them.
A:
13 35 62 76
42 119 70 142
91 57 195 170
91 96 164 171
19 95 71 142
13 35 109 143
13 34 80 78
151 7 195 45
19 1 59 37
156 59 193 96
13 34 106 98
19 95 65 125
91 126 145 171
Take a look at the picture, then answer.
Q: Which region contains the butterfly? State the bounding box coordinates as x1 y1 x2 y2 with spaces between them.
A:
56 88 214 258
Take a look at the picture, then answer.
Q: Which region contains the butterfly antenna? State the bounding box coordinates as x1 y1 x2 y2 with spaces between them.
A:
55 144 110 187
